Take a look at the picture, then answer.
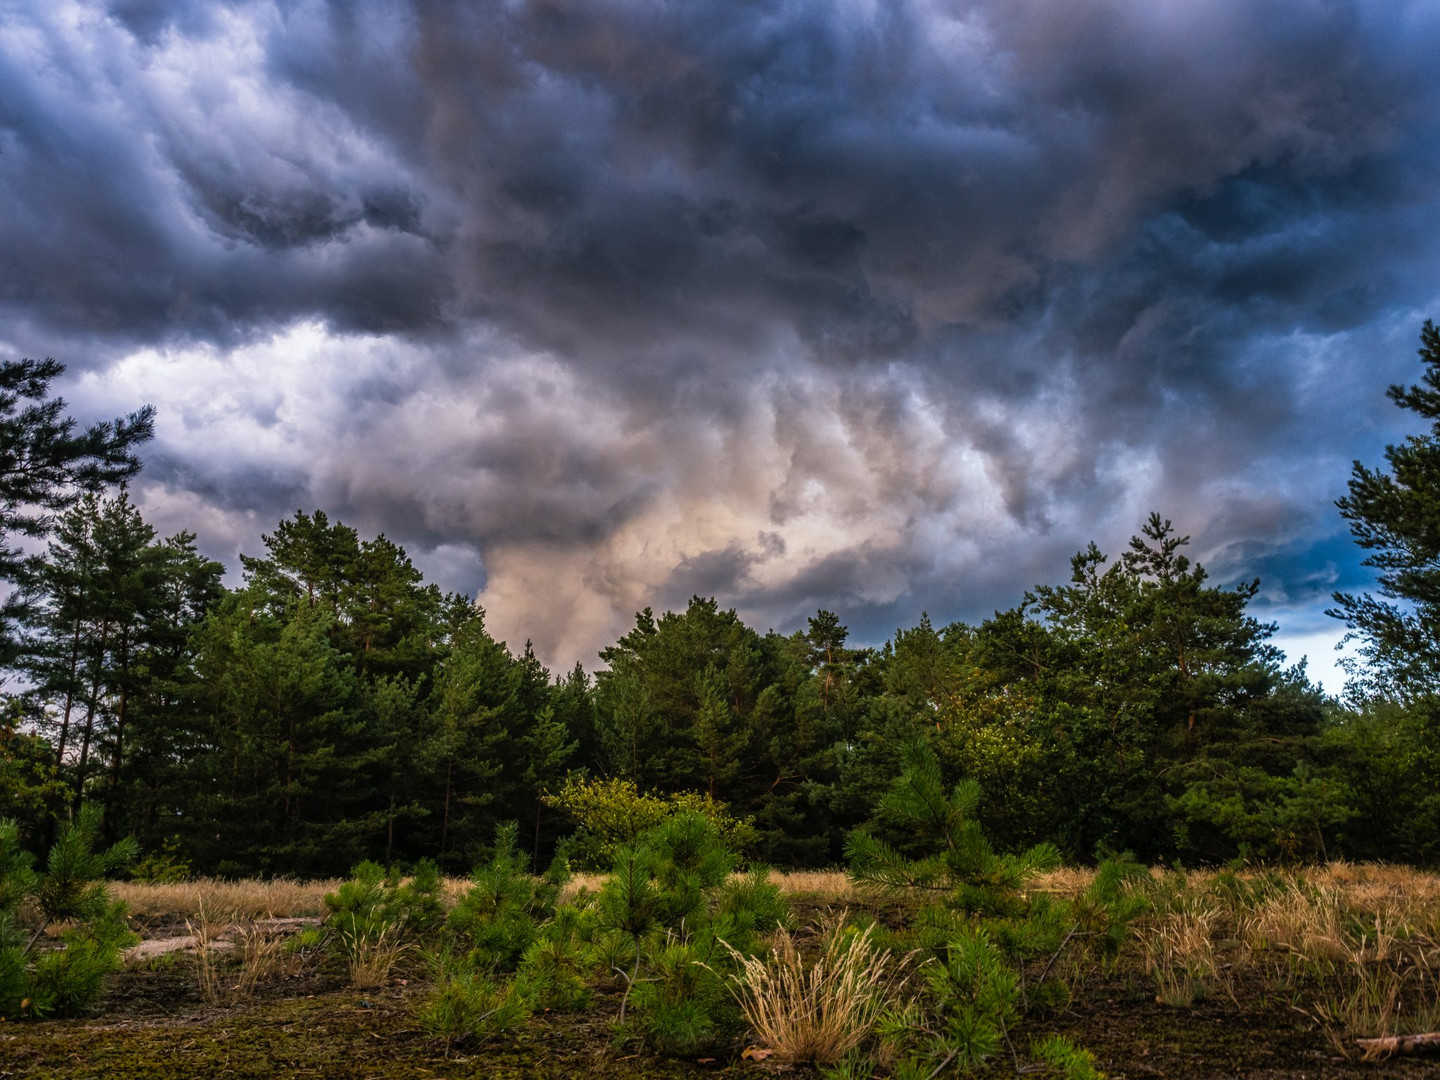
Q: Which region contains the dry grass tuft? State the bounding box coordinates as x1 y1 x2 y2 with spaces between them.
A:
332 915 413 989
1244 880 1350 966
184 898 316 1003
1031 866 1096 897
1142 905 1226 1007
232 923 289 996
721 921 905 1066
1123 863 1440 1052
187 899 234 1005
771 870 857 900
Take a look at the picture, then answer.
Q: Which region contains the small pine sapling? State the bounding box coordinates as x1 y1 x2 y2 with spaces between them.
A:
1031 1033 1104 1080
646 811 735 927
847 743 1115 1076
420 955 533 1048
630 929 733 1054
514 901 600 1012
0 805 138 1019
324 857 445 986
419 822 569 1046
846 740 1059 917
597 810 788 1052
446 822 566 974
596 840 662 1019
712 865 791 956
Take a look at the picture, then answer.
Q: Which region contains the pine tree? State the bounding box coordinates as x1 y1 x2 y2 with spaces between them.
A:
428 613 573 870
17 493 163 810
0 357 153 661
112 531 224 848
187 592 365 874
1331 319 1440 696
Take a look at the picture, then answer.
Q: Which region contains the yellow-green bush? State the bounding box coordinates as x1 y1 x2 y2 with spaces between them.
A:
544 775 757 869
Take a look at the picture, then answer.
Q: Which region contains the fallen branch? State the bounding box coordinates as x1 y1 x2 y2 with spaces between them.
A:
1357 1032 1440 1061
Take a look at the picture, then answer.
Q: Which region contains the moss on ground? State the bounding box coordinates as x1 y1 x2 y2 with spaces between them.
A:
4 962 1434 1080
0 990 736 1080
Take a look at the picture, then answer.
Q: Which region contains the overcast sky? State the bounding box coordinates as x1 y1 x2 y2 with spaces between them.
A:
4 0 1439 687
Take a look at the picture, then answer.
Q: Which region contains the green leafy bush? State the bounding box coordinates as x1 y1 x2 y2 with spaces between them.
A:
129 839 191 884
545 775 757 870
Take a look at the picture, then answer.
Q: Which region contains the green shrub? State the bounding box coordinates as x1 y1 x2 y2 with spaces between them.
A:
0 805 138 1019
546 775 758 870
713 865 790 955
324 857 445 942
846 740 1059 914
324 857 445 986
515 901 600 1011
447 822 566 974
596 811 787 1054
647 812 735 927
420 963 533 1046
1031 1033 1104 1080
515 930 594 1012
847 743 1129 1076
129 841 191 884
417 823 573 1042
630 931 733 1054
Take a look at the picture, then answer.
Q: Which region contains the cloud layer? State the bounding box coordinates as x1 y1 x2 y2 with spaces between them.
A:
5 0 1440 679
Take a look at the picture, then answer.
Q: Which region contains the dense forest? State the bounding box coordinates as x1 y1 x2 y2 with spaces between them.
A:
1 325 1438 877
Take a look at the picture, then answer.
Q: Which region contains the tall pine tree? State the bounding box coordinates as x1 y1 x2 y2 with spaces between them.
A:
1332 320 1440 696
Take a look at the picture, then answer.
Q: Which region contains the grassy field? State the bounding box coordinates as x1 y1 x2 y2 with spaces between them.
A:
5 865 1440 1079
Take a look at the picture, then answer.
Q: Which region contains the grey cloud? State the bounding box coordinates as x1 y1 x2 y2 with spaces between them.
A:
4 0 1440 667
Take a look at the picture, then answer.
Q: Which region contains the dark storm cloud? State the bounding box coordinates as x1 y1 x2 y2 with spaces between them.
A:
4 0 1439 676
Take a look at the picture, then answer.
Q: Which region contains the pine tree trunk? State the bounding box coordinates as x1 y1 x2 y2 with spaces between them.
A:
440 757 453 857
74 620 111 808
55 603 86 766
108 634 131 793
386 778 397 865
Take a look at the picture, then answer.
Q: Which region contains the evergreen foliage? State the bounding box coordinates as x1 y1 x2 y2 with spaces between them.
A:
446 821 565 973
850 748 1139 1077
847 740 1059 911
0 357 154 661
1332 319 1440 696
0 498 1424 873
0 363 1435 875
0 804 137 1019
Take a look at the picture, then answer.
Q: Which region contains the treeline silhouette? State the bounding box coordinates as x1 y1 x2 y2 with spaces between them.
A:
2 322 1438 874
0 500 1430 876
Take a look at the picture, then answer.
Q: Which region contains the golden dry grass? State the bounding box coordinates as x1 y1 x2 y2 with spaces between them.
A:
114 877 343 919
115 870 865 918
770 870 858 899
1119 863 1440 1046
1142 904 1226 1006
114 865 1440 956
722 921 905 1065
